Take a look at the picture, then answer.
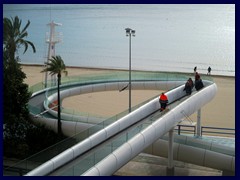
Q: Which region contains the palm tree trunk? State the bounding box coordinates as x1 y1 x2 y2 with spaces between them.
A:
57 74 62 135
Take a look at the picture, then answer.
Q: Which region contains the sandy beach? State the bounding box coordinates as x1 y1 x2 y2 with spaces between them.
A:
22 64 235 129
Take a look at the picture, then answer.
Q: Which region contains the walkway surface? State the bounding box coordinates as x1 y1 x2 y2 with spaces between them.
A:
3 134 234 176
114 153 222 176
5 71 233 176
3 153 223 176
114 135 234 176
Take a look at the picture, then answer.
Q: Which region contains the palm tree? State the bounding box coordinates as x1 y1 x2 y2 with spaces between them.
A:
3 16 36 61
3 16 36 140
41 55 68 135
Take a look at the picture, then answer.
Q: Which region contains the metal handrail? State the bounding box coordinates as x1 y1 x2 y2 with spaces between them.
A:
175 124 196 136
175 124 235 137
34 105 58 118
201 126 235 136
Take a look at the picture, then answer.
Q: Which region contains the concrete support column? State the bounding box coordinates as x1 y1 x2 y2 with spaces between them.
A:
196 108 202 137
166 128 174 176
222 170 235 176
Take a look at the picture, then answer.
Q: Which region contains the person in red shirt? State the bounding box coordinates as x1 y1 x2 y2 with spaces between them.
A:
159 92 168 111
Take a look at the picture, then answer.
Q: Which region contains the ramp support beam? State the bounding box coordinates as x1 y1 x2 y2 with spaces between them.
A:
196 109 202 136
167 128 174 175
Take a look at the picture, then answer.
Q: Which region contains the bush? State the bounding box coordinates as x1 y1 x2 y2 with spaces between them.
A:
3 123 67 159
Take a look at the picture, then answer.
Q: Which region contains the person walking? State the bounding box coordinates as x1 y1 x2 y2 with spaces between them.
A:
189 77 194 88
159 92 168 111
194 66 197 73
183 78 194 95
195 73 204 91
195 72 200 80
207 66 211 75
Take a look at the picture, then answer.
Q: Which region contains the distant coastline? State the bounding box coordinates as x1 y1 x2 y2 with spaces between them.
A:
5 4 235 77
21 64 235 129
20 63 235 79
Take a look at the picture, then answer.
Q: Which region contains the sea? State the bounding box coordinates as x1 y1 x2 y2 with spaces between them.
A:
3 4 235 76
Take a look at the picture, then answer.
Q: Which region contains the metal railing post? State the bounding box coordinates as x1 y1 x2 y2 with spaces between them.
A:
178 125 180 135
196 109 202 137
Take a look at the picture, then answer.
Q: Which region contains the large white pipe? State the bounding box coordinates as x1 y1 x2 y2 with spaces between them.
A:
144 139 235 172
26 80 218 176
82 83 218 176
30 115 95 137
26 80 186 176
33 81 185 136
43 81 184 122
159 134 235 156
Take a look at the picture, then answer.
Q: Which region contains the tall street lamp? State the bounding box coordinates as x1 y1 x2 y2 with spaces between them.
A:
125 28 135 113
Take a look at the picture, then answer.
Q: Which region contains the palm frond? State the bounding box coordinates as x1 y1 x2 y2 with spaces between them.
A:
3 16 36 59
41 55 68 77
21 20 30 35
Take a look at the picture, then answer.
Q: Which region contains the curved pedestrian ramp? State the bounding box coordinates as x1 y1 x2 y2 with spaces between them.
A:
3 71 235 176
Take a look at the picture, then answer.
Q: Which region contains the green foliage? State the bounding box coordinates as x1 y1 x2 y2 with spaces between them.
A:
3 57 31 125
3 16 33 139
41 55 68 77
41 55 68 135
25 125 67 155
3 124 67 159
3 16 66 159
3 16 36 60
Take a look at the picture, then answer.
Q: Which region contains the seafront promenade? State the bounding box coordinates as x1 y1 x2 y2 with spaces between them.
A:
2 65 234 176
22 64 235 129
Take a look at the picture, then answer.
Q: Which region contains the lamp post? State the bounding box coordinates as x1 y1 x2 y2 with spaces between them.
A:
125 28 135 113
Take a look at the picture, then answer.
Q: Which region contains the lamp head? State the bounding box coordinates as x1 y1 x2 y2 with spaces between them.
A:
132 30 135 36
125 28 131 36
125 28 135 36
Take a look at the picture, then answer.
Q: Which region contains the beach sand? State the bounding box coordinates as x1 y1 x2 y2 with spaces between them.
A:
22 64 235 129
